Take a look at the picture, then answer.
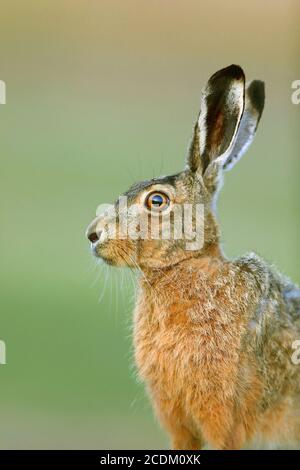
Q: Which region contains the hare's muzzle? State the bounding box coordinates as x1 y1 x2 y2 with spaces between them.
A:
86 217 102 245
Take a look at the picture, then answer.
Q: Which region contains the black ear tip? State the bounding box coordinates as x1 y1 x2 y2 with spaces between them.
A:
215 64 245 80
210 64 245 84
226 64 245 79
248 80 265 114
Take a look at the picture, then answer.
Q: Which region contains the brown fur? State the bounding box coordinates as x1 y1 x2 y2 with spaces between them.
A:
86 65 300 449
133 252 300 449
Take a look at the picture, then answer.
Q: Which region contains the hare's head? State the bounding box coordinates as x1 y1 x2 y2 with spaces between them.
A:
86 65 264 270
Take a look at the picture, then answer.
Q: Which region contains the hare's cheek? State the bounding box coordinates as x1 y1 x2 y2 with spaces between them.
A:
137 238 191 269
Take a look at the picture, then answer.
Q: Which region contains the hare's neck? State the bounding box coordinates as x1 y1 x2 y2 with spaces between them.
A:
139 243 225 294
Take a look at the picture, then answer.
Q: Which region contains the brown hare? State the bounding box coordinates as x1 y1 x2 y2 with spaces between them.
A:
86 65 300 449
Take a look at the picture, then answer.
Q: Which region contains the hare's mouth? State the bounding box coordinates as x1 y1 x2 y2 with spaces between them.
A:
90 239 110 261
91 243 117 266
90 238 134 267
90 239 101 257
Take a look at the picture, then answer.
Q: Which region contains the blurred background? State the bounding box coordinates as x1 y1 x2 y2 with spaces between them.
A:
0 0 299 449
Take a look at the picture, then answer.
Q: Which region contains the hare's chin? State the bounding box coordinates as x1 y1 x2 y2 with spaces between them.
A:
90 241 119 265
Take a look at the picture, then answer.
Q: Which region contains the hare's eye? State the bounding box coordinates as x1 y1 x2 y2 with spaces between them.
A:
145 192 170 211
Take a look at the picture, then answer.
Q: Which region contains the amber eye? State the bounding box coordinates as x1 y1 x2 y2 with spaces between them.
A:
145 191 170 211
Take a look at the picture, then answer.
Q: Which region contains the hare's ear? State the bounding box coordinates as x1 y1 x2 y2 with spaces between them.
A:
222 80 265 171
186 64 245 178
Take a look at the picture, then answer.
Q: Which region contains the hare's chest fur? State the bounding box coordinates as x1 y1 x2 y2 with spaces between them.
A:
133 269 246 411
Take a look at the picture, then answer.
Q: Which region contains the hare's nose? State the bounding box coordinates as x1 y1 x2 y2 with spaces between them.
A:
87 231 100 243
86 218 102 244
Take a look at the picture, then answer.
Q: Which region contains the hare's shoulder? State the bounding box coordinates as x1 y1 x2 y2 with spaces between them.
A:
234 252 300 322
233 252 271 286
233 251 285 298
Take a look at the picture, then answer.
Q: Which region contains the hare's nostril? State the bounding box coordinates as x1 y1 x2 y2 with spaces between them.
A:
88 231 100 244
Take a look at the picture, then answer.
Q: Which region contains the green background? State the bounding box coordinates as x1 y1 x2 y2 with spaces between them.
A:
0 0 299 449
